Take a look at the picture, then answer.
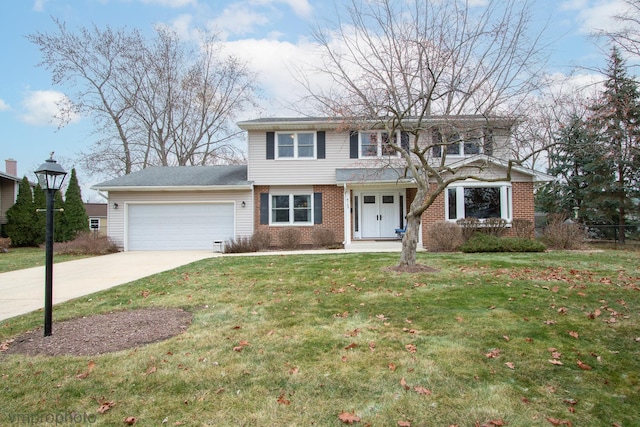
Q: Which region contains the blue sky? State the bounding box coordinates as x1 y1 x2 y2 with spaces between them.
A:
0 0 631 200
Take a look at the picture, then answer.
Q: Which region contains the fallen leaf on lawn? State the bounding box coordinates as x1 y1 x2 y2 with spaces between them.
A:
546 417 572 426
376 314 388 321
288 367 299 375
456 316 464 322
485 349 501 358
0 338 14 352
277 393 291 405
369 342 376 352
233 341 250 352
544 320 557 325
413 386 432 395
388 363 397 372
97 401 115 414
489 419 507 426
344 328 360 337
344 342 358 350
145 366 157 375
400 377 410 390
123 416 137 425
569 331 579 339
405 344 417 353
505 362 515 369
551 351 562 359
338 411 361 424
398 421 411 427
548 359 564 365
576 360 592 370
76 360 96 379
503 335 510 341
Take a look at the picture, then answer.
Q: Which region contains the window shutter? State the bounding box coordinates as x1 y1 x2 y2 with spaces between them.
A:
313 192 323 224
260 193 269 224
401 131 410 152
317 131 326 159
483 128 494 156
349 132 359 159
266 132 275 160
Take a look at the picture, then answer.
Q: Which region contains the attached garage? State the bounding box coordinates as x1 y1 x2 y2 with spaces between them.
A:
92 165 254 251
127 203 235 251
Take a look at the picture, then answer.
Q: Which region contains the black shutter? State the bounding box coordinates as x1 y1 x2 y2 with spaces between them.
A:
484 128 494 156
313 192 323 224
260 193 269 224
349 131 359 159
317 131 326 159
266 132 275 160
401 131 410 152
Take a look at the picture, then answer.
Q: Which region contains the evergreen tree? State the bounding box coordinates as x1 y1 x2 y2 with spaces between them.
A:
60 168 89 241
33 183 47 244
5 177 40 246
589 46 640 243
53 190 65 243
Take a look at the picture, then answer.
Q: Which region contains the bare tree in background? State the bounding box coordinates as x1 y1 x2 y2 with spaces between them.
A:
300 0 550 266
29 20 257 177
600 0 640 58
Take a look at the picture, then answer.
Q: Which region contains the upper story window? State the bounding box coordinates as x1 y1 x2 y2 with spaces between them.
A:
432 129 493 158
277 132 315 159
360 131 400 158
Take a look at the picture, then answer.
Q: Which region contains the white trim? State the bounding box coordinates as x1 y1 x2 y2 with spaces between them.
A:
444 182 512 222
94 184 252 192
268 193 314 226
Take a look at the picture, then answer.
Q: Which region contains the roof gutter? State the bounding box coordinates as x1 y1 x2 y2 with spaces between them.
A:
91 184 254 192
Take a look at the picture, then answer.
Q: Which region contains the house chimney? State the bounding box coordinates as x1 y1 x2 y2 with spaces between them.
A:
5 159 17 176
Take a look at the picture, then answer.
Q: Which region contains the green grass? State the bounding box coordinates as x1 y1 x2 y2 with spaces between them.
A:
0 247 91 273
1 251 639 426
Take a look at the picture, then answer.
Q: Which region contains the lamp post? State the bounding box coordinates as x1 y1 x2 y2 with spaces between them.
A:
35 156 67 337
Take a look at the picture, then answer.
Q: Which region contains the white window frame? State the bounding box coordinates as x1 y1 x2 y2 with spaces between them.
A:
359 131 401 158
270 193 314 225
275 132 316 159
433 131 490 158
89 217 100 230
444 182 512 222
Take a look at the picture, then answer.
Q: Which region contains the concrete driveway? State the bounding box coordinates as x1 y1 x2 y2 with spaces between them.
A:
0 251 216 322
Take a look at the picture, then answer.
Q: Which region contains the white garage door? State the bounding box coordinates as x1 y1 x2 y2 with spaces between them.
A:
127 203 235 250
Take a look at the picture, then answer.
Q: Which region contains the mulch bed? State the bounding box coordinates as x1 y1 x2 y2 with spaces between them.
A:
385 264 440 273
2 308 192 357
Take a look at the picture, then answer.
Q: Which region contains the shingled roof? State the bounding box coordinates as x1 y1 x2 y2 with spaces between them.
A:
92 165 251 190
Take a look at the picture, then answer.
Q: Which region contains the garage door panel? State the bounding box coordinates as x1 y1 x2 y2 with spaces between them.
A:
128 203 234 250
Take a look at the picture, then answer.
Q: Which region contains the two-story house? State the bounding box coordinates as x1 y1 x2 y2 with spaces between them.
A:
93 116 549 251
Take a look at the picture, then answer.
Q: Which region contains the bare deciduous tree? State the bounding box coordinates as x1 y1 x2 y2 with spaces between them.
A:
301 0 550 266
600 0 640 58
29 20 257 177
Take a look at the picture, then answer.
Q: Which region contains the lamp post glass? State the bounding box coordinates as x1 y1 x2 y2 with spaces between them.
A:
35 157 67 337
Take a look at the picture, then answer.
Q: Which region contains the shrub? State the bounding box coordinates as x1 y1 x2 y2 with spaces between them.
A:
425 221 463 252
457 218 480 242
460 233 546 253
540 214 585 250
483 218 508 237
0 237 11 253
512 219 534 239
251 230 272 251
224 236 257 253
278 228 301 250
312 228 336 248
53 232 119 255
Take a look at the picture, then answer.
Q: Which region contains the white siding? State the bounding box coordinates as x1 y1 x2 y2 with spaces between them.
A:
107 190 253 250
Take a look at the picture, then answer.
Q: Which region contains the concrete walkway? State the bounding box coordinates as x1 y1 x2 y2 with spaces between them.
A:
0 241 410 322
0 251 216 321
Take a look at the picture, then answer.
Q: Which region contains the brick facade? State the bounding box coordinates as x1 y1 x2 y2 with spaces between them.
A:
253 185 345 246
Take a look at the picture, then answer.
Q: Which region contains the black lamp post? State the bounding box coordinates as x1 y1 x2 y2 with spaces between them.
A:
35 156 67 337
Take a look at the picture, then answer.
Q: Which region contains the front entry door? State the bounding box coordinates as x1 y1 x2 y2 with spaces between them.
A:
360 193 399 238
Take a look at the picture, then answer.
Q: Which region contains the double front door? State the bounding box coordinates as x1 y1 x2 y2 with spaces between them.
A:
359 192 402 239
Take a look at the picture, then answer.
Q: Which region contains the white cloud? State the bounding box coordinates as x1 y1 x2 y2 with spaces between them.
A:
249 0 313 18
32 0 49 12
0 99 9 111
139 0 197 7
572 0 628 34
210 4 270 38
20 90 80 127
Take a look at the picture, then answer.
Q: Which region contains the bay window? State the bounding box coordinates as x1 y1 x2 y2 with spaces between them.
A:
446 184 511 221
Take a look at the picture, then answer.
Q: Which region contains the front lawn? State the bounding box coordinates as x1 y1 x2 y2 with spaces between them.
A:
1 251 638 426
0 247 90 273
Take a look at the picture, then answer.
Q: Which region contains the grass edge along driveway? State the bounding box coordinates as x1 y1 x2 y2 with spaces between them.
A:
1 250 638 426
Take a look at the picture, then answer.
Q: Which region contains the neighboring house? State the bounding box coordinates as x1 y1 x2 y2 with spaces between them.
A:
0 159 21 236
85 203 108 236
93 116 551 251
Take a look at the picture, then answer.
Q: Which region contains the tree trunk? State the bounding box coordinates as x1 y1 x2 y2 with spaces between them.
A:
398 214 421 266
